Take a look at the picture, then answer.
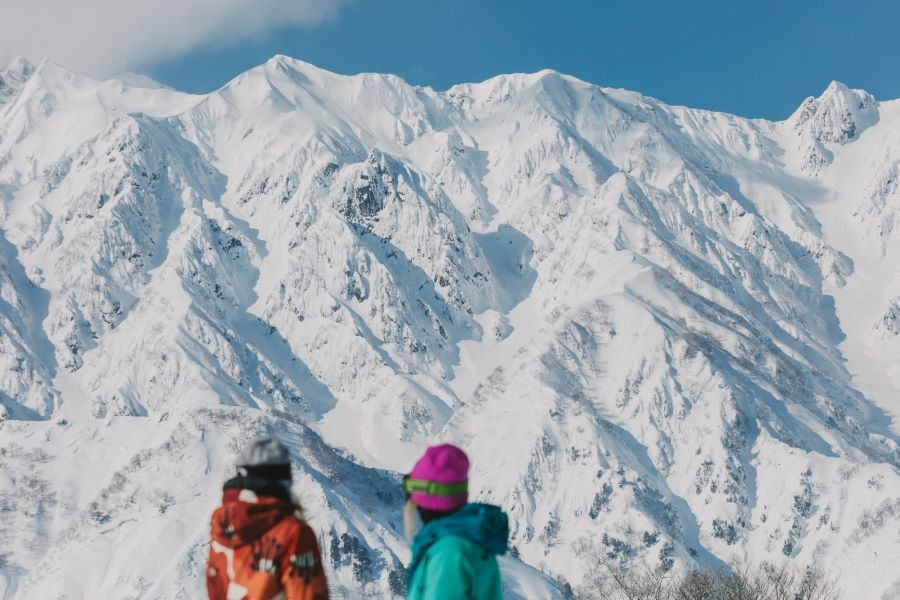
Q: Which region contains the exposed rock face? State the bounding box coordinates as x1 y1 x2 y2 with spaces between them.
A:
790 81 879 173
0 57 36 106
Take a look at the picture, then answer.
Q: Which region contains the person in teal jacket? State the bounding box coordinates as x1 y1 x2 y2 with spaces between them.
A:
403 444 509 600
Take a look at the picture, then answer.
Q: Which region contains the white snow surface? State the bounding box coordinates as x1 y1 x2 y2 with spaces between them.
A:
1 55 899 599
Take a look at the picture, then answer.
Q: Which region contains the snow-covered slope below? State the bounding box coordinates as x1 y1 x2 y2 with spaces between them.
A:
1 56 899 599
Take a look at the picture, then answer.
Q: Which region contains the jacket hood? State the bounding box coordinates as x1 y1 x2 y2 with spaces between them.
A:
408 503 509 579
210 478 296 548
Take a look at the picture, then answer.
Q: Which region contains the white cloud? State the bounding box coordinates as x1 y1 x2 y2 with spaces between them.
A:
0 0 350 75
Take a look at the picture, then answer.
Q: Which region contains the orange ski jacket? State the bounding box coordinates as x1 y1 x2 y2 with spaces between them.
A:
207 481 329 600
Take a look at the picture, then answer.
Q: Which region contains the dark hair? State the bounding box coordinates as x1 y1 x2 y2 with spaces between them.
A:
238 463 292 481
223 476 293 504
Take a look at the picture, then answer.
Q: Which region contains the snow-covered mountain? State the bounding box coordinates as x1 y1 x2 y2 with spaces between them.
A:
1 55 899 599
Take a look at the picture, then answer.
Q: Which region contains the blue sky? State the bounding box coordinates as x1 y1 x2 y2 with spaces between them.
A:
144 0 900 120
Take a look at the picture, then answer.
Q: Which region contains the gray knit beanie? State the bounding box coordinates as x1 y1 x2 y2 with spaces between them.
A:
236 436 292 481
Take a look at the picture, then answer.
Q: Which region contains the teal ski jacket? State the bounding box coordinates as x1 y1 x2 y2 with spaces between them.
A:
407 503 509 600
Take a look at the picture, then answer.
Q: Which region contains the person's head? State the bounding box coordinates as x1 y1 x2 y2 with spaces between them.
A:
236 436 292 484
403 444 469 537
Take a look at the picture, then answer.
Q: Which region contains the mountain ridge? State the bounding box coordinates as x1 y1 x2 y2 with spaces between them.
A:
1 56 899 599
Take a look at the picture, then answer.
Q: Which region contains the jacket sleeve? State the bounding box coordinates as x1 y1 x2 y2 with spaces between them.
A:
418 537 475 600
206 542 228 600
281 521 330 600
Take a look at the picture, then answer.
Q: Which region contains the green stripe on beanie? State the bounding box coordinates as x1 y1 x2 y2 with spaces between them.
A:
404 478 468 497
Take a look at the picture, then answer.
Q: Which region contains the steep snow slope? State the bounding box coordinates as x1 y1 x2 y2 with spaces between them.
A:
0 56 899 599
806 95 900 429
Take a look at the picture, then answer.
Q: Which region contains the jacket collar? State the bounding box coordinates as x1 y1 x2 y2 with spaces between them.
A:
408 503 509 580
223 475 292 503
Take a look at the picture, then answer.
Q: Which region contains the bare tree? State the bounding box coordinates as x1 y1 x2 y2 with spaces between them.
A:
576 558 841 600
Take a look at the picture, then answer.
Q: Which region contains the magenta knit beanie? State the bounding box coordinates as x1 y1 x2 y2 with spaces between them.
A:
406 444 470 511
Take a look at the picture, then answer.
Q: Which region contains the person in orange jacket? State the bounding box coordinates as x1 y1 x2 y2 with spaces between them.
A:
207 436 329 600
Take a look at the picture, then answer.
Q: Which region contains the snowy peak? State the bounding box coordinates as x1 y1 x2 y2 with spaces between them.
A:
262 53 342 83
3 56 35 73
789 81 878 173
239 53 432 108
201 54 440 150
0 58 200 183
444 68 588 118
791 81 878 144
0 56 36 105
